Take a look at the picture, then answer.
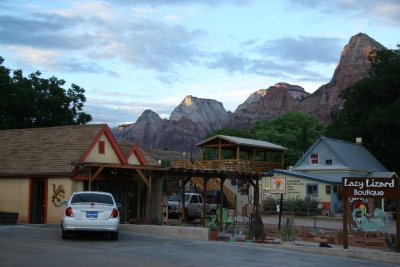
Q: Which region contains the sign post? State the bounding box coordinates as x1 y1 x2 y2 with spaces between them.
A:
271 177 286 231
342 177 399 252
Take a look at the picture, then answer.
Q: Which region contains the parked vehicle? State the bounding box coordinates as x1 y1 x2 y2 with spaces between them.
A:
168 191 225 219
61 191 120 240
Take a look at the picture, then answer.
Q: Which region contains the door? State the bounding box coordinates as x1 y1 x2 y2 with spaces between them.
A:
30 178 47 224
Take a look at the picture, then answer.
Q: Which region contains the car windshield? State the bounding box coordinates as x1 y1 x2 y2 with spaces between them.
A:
71 193 114 205
168 194 180 201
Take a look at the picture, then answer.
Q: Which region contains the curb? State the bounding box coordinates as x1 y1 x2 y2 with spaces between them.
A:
120 225 400 264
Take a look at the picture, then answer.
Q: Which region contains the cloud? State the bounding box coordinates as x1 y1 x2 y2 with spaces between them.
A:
289 0 400 25
206 52 249 73
6 46 117 75
104 0 254 7
0 14 93 50
103 20 206 72
206 35 340 81
85 98 177 126
255 36 342 63
0 8 206 79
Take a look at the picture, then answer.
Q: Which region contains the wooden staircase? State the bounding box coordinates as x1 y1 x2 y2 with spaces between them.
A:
173 160 237 208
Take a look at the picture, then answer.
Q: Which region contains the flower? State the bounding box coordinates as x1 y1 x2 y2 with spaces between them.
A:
273 177 283 189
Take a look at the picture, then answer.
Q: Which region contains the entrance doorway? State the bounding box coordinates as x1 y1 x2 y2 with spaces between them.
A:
30 178 47 224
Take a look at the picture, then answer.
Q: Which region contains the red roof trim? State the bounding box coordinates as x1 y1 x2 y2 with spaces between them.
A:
79 125 128 164
127 144 148 165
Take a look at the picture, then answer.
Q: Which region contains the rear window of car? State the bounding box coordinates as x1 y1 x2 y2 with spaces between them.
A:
71 193 114 205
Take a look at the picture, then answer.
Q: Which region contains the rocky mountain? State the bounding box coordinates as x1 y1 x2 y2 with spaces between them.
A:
299 33 384 123
228 33 384 129
228 83 309 130
114 33 385 154
114 97 229 154
170 95 231 132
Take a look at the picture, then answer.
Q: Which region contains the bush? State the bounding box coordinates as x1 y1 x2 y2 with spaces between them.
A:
262 197 319 216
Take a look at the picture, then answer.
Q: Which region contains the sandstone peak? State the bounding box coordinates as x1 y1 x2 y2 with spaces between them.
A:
299 32 385 123
331 32 384 83
170 95 230 132
182 95 194 106
136 109 161 123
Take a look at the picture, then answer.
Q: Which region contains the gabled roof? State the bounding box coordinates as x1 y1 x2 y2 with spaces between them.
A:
0 124 124 177
118 141 160 166
294 136 388 172
197 135 287 151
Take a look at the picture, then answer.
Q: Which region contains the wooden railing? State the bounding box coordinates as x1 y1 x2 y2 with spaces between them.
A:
195 159 282 172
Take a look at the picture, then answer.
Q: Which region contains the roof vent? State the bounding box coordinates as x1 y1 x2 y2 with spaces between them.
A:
356 137 362 144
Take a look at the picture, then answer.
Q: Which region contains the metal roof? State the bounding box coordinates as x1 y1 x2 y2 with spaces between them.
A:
294 136 388 172
322 137 388 171
197 135 287 151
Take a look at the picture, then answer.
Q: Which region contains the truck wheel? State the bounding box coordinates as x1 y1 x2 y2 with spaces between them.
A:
183 209 189 221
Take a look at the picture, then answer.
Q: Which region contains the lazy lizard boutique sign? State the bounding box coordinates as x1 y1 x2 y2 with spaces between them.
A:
342 177 397 198
342 177 400 253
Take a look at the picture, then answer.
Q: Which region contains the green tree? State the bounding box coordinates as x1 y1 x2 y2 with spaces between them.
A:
327 46 400 172
0 57 92 129
251 112 326 167
204 128 251 139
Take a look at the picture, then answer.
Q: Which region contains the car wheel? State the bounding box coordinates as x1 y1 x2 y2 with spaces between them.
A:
62 230 69 239
110 231 118 241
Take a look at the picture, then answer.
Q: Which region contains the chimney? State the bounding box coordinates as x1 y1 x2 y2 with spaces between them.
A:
356 137 362 144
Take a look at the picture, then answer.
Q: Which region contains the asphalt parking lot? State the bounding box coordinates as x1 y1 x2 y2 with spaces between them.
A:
0 225 399 267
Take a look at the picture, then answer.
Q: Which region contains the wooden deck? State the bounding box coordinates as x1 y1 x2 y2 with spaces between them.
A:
173 159 282 172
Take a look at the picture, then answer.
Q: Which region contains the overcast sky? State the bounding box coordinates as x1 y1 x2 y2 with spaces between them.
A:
1 0 399 127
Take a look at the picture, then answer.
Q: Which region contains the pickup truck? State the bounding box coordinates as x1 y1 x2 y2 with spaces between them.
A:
168 192 218 219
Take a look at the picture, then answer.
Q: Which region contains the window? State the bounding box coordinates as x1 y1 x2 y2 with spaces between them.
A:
71 193 114 205
306 183 318 197
310 154 318 165
325 159 332 165
98 141 105 154
190 195 199 203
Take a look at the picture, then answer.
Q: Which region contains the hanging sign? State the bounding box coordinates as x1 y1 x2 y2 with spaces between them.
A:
341 176 400 253
270 176 286 194
342 177 398 199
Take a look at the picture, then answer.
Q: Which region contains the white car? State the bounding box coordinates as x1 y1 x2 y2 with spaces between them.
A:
61 191 120 240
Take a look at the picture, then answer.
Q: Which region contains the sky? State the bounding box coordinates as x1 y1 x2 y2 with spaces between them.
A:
1 0 399 127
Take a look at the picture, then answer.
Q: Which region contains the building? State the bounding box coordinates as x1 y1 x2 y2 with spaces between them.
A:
265 136 397 215
172 134 287 212
0 124 164 224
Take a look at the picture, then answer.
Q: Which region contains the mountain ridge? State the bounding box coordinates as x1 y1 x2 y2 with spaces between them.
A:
113 33 385 154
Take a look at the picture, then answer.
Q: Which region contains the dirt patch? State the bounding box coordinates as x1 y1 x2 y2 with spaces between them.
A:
261 223 394 251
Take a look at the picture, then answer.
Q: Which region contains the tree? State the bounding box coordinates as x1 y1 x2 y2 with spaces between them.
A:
204 128 251 139
251 112 326 167
326 45 400 172
0 57 92 129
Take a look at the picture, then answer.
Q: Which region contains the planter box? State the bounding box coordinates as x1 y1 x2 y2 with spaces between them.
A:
0 212 19 225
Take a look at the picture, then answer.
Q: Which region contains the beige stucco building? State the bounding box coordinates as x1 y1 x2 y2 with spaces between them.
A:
0 124 163 224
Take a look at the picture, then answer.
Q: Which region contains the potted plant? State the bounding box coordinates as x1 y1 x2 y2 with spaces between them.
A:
209 223 218 241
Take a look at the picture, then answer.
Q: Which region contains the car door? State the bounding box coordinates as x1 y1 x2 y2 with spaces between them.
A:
188 195 200 217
